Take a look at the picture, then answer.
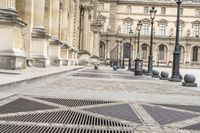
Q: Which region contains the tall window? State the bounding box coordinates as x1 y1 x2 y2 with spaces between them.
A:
98 3 104 11
144 6 149 14
159 23 166 36
161 7 166 14
141 23 149 35
194 25 199 37
159 45 165 60
124 21 132 34
127 5 132 13
142 44 148 59
192 46 198 62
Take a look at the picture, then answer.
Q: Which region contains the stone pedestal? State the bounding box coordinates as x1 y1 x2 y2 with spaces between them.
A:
0 7 26 70
32 28 50 67
90 56 100 65
78 50 90 66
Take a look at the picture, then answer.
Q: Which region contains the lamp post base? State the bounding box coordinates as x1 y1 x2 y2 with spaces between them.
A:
146 72 153 76
169 77 181 82
134 59 143 76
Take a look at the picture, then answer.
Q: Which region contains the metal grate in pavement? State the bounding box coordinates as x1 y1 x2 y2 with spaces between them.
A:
36 97 114 107
0 98 56 114
156 104 200 113
84 104 142 124
0 124 134 133
180 123 200 131
0 110 129 127
142 105 199 125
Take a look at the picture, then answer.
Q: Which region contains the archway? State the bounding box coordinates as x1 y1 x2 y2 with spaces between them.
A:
141 43 149 62
180 45 185 64
157 44 168 66
99 41 106 60
122 43 132 68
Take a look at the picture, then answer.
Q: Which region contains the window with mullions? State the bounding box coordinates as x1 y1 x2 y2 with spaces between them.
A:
141 23 149 35
142 44 148 59
192 46 199 62
179 24 183 36
194 25 199 37
124 21 132 34
159 45 165 60
159 23 166 36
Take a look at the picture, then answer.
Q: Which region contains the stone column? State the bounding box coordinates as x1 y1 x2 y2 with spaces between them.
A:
91 27 100 64
49 0 62 66
31 0 50 68
78 5 93 65
0 0 27 70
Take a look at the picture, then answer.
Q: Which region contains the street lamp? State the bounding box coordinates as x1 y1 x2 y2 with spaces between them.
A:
170 0 182 82
134 21 143 76
128 29 133 70
147 7 157 76
136 21 142 59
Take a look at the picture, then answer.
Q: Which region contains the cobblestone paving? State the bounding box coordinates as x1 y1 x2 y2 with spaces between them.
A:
0 66 200 132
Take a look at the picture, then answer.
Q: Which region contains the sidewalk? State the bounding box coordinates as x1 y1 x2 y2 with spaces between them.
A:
0 66 83 88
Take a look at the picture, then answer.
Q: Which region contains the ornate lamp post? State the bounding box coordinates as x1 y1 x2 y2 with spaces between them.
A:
147 7 157 76
170 0 182 82
136 21 142 59
134 21 143 76
128 29 133 70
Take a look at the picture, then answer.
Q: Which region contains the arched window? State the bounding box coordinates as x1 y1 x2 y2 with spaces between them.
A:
142 44 148 59
192 46 199 62
159 45 165 60
161 7 166 15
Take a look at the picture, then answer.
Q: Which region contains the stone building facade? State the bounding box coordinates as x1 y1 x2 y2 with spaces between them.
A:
98 0 200 67
0 0 101 70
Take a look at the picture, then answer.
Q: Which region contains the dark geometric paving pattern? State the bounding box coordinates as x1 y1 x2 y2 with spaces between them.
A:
0 110 129 127
180 123 200 131
36 97 114 107
142 105 199 125
0 98 56 114
85 104 142 124
157 104 200 113
0 124 134 133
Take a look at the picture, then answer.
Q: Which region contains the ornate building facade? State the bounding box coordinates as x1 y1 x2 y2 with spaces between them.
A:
0 0 101 70
98 0 200 67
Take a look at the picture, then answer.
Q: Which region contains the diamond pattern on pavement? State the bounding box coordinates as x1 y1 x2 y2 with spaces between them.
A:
0 98 56 114
84 104 142 124
142 105 199 125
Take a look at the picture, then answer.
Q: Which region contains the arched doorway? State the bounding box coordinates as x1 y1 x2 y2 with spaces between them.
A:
122 43 132 68
192 46 200 64
141 43 149 62
157 44 168 66
99 41 106 61
180 45 185 64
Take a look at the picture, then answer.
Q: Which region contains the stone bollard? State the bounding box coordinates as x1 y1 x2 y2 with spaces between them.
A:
113 65 117 71
182 74 197 87
160 71 169 80
143 69 147 74
179 74 183 81
152 70 160 78
94 64 98 70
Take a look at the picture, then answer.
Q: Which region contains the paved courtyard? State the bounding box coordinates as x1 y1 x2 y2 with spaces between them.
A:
0 66 200 133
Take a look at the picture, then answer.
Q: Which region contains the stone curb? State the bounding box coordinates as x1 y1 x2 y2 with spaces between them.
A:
0 67 84 88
